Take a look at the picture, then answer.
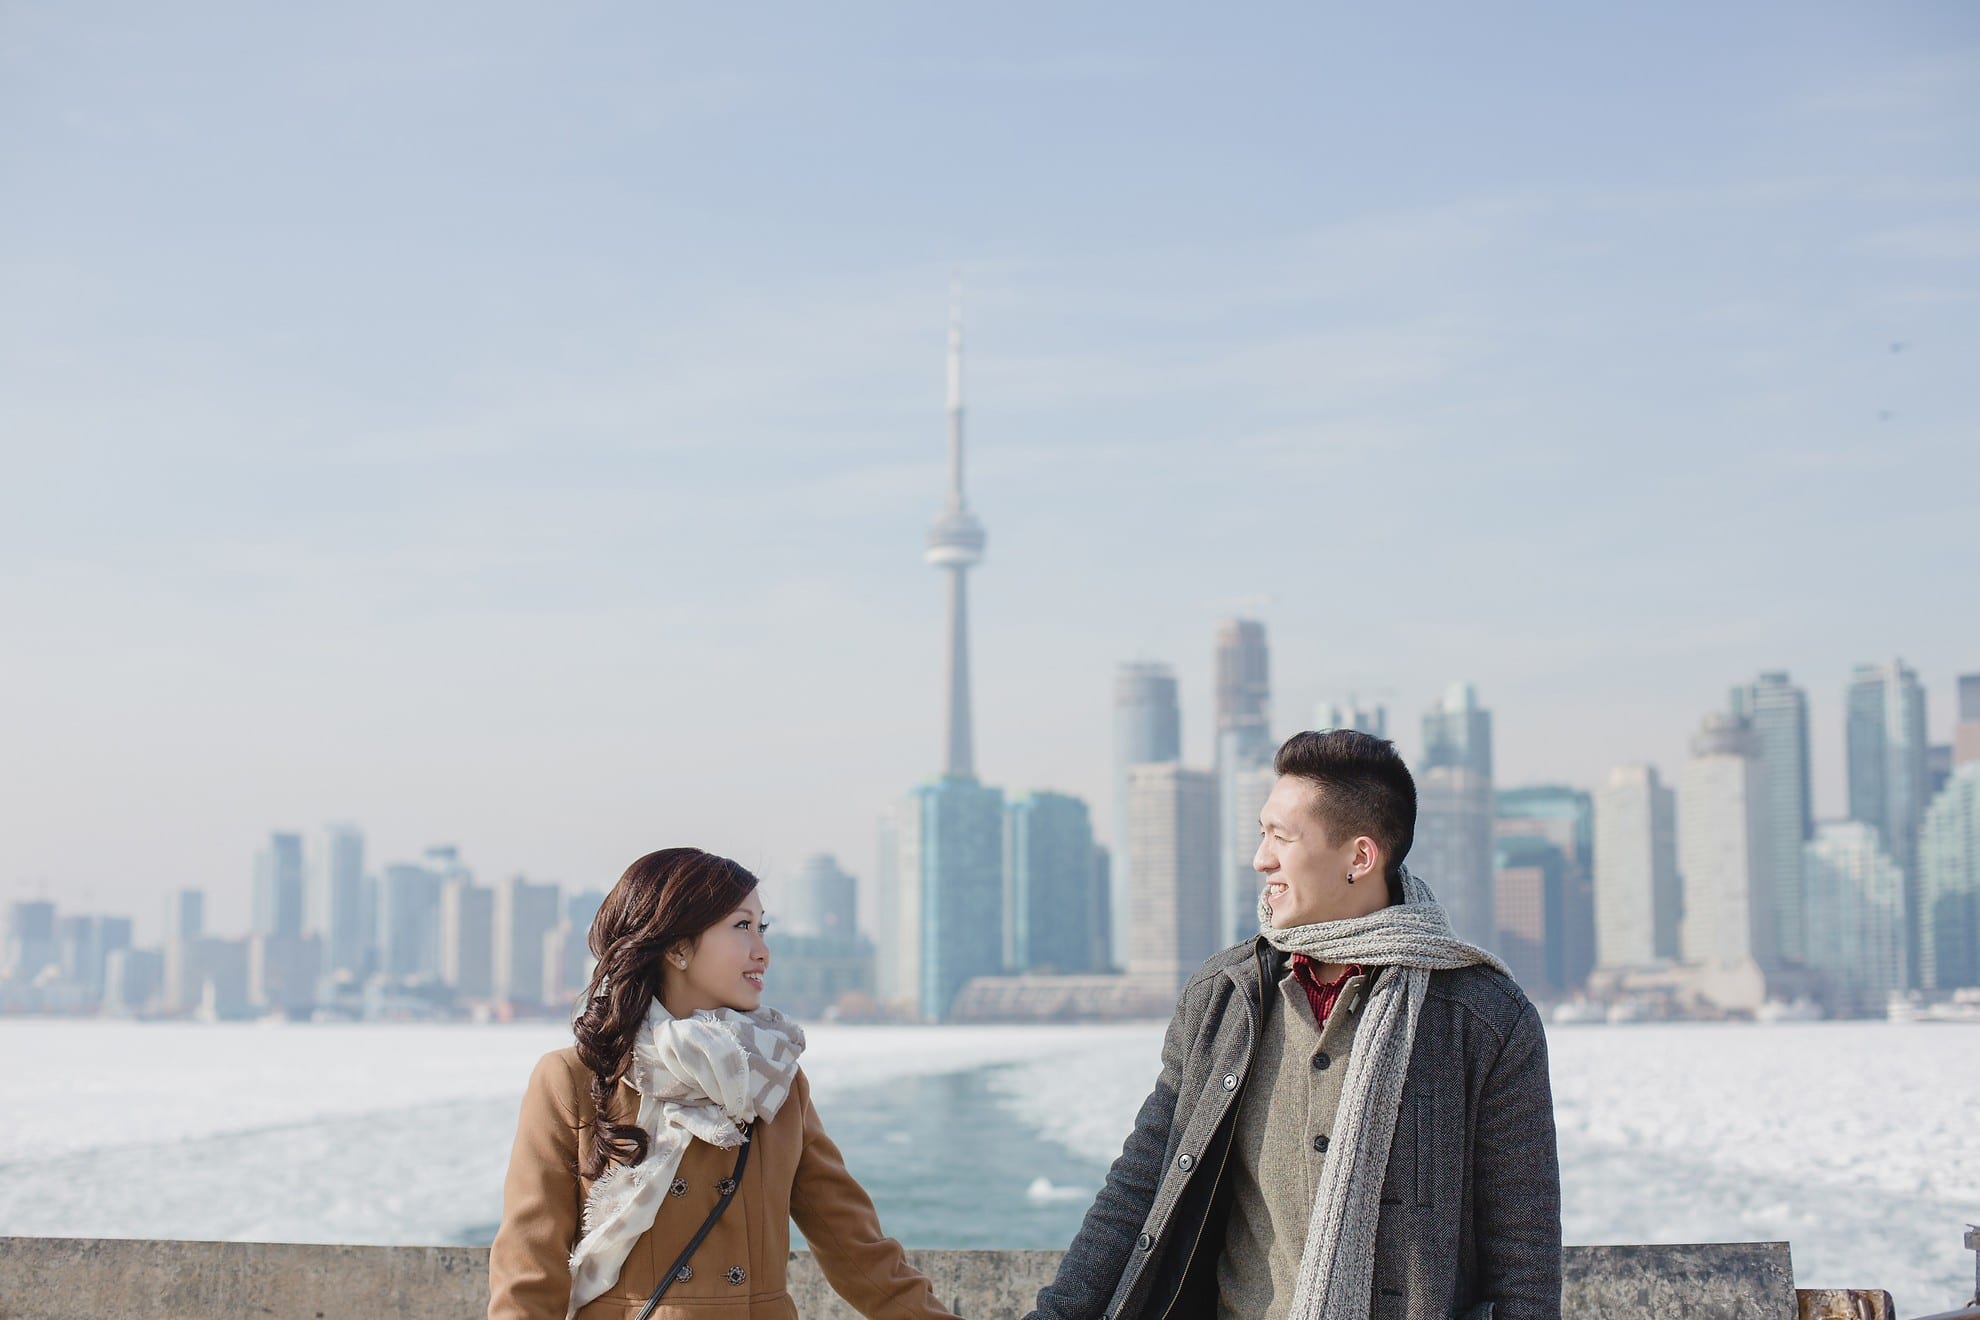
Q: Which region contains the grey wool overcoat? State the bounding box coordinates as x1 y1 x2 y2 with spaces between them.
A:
1025 939 1562 1320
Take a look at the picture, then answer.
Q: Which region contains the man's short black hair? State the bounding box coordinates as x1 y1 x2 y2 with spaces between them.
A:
1273 729 1417 897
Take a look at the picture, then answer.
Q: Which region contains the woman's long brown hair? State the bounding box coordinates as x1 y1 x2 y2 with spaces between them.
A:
572 847 758 1178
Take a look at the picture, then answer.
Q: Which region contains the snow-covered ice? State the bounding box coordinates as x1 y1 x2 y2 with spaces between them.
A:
0 1017 1973 1313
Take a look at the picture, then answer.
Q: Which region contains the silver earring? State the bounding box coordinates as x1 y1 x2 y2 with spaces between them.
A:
674 956 687 969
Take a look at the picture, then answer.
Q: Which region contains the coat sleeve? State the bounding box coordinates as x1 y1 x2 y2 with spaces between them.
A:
789 1073 963 1320
488 1051 584 1320
1025 986 1194 1320
1471 1001 1563 1320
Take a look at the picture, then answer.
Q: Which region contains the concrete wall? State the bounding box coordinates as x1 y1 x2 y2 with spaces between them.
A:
0 1237 1809 1319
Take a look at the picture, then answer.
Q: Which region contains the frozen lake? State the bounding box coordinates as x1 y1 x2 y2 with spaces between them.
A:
0 1017 1974 1314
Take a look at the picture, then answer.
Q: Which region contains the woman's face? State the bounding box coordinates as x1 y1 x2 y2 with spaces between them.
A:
665 891 771 1015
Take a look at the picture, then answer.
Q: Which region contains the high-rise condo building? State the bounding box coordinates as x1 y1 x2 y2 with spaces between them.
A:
1803 822 1908 1015
1847 659 1930 982
785 854 858 938
1214 619 1269 739
1593 766 1681 969
1006 791 1101 974
890 777 1005 1019
1493 834 1569 993
494 874 561 1007
1214 619 1273 945
558 889 606 1000
378 862 442 979
1496 786 1596 992
1955 673 1980 768
1423 683 1493 781
1225 758 1279 942
1113 661 1182 962
1678 715 1778 971
1317 700 1388 739
166 889 204 944
5 900 58 983
1729 672 1814 965
1126 763 1222 994
440 876 495 999
252 832 305 940
316 823 369 978
1415 767 1495 948
1918 763 1980 991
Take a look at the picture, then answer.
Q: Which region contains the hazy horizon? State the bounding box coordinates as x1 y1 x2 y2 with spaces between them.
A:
3 4 1975 941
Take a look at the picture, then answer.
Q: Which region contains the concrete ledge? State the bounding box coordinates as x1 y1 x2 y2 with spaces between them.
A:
0 1236 1804 1318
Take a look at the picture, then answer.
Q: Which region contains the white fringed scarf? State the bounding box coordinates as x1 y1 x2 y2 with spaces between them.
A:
565 1003 805 1317
1256 866 1510 1320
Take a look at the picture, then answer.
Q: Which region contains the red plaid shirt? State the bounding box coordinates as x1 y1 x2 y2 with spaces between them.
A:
1289 954 1368 1028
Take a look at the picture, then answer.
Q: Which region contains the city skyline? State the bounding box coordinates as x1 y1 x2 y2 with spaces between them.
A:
3 5 1975 937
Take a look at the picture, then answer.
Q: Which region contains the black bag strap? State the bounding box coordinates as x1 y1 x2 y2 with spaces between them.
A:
634 1127 753 1320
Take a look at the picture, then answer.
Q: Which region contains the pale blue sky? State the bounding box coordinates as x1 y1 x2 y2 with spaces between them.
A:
2 3 1975 940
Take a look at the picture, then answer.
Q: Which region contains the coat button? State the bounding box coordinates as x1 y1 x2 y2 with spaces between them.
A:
726 1265 747 1286
1312 1051 1330 1071
1314 1133 1330 1152
1136 1232 1154 1251
1223 1073 1238 1091
1176 1153 1195 1171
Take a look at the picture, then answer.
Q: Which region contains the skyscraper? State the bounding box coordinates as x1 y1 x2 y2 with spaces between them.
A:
1415 767 1496 948
1730 673 1813 964
1918 764 1980 991
891 777 1005 1019
1006 791 1101 974
494 874 561 1008
1126 763 1221 994
785 854 858 938
1317 700 1388 739
165 889 204 944
316 823 369 978
1593 765 1681 969
1494 834 1569 993
1113 661 1182 962
1225 758 1279 943
926 290 987 781
377 862 442 979
1803 822 1908 1015
1214 619 1273 945
4 900 55 984
1954 673 1980 768
559 889 606 1000
1423 683 1493 780
1847 660 1930 982
440 876 494 999
1678 714 1778 971
1214 619 1270 742
1496 786 1596 992
252 832 305 940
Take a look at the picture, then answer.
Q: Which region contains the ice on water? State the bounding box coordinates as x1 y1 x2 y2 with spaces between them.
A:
0 1018 1974 1313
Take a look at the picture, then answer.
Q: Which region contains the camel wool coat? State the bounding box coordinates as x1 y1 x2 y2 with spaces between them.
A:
489 1046 962 1320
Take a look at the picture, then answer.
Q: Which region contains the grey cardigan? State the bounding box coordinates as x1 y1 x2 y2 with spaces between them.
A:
1026 939 1562 1320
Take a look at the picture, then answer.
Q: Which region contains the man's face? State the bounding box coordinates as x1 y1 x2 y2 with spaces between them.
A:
1254 774 1369 928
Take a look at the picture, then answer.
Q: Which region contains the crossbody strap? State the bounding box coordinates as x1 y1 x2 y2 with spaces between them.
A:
634 1127 753 1320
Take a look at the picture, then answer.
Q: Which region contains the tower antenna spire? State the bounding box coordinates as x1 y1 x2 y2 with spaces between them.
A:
946 274 965 512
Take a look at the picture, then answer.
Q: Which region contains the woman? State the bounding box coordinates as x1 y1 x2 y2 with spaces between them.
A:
489 847 960 1319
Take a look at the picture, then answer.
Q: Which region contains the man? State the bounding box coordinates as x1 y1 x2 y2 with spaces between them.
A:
1028 730 1560 1320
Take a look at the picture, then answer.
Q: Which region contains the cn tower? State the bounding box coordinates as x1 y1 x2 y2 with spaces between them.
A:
925 289 986 779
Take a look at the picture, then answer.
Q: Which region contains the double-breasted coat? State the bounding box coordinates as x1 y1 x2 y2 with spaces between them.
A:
488 1046 962 1320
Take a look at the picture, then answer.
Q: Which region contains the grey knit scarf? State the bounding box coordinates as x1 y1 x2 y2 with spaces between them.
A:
1256 865 1509 1320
